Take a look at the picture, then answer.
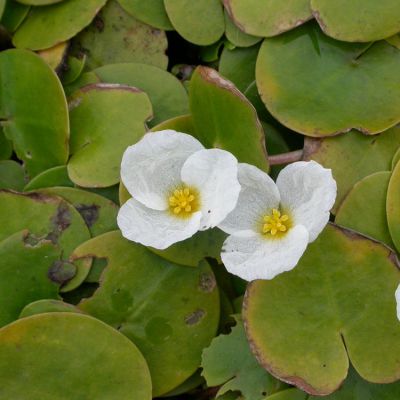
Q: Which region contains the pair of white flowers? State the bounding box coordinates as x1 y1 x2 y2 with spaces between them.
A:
117 130 337 281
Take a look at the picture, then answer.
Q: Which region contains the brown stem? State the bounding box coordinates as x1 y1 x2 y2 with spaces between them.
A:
268 150 303 166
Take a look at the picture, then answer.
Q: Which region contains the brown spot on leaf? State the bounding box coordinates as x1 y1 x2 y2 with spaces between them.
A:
94 15 105 32
184 309 206 325
48 260 76 285
76 203 100 227
46 203 71 244
198 272 216 293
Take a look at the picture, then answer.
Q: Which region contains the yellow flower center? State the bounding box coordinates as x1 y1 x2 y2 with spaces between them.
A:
168 186 199 218
262 208 290 237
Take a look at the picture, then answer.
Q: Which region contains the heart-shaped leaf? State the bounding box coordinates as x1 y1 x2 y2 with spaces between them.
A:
67 83 152 187
0 49 69 178
303 126 400 212
0 312 152 399
311 0 400 42
0 230 60 327
336 172 393 247
164 0 224 46
78 231 220 396
94 63 188 126
71 0 168 70
256 22 400 136
224 0 312 37
190 66 269 172
12 0 108 50
244 224 400 395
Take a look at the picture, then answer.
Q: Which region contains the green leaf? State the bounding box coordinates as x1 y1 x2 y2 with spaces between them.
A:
0 49 69 178
1 0 29 32
386 159 400 253
12 0 108 50
150 228 227 267
256 22 400 136
244 224 400 395
224 0 312 37
38 187 118 237
16 0 65 4
311 0 400 42
336 172 393 247
164 0 224 46
71 0 168 70
19 299 84 318
78 231 220 397
0 230 60 327
265 389 307 400
94 63 188 127
0 160 25 191
0 129 12 160
303 126 400 213
117 0 173 30
24 166 73 191
67 83 152 187
61 55 86 85
219 44 260 93
224 10 262 48
0 313 152 399
190 66 269 172
202 318 284 399
0 190 90 258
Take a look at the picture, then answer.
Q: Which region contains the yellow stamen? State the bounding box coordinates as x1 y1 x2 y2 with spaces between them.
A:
168 186 199 218
261 208 291 237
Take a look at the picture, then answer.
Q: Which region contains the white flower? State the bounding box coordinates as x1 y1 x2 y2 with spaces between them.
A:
219 161 337 281
395 285 400 321
117 130 241 250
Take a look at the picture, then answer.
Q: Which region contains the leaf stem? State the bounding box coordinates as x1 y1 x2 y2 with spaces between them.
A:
268 150 303 166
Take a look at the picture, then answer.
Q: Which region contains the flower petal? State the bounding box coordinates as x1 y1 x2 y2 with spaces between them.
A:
218 163 280 235
181 149 241 230
221 225 309 281
121 130 204 210
117 198 202 250
396 284 400 321
277 161 337 243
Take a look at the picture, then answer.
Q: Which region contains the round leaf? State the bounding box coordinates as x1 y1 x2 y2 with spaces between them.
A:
0 49 69 178
94 63 188 126
311 0 400 42
12 0 108 50
164 0 224 46
224 10 262 48
19 299 83 318
67 83 152 187
71 0 168 70
244 224 400 395
0 312 152 399
78 231 220 396
256 22 400 136
224 0 312 37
